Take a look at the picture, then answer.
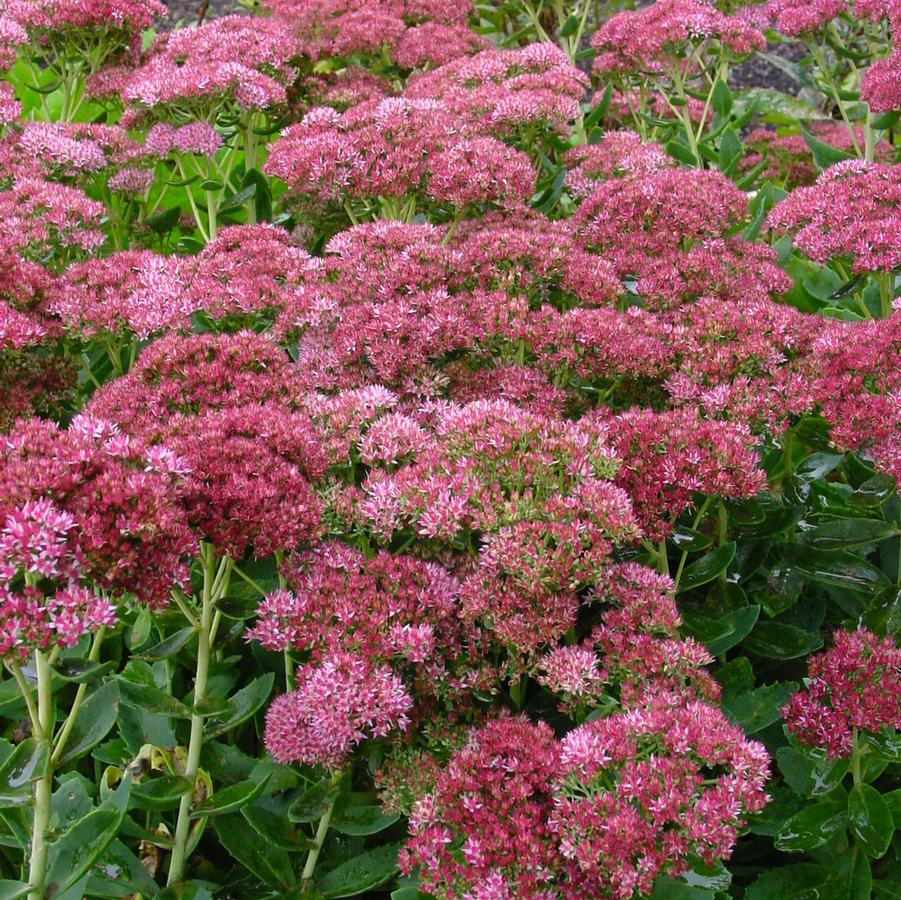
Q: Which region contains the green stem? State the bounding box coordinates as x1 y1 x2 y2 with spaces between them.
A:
51 627 105 765
851 727 862 785
7 663 40 733
302 773 342 881
167 547 217 886
27 650 53 900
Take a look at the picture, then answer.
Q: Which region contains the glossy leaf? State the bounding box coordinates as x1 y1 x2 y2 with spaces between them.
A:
745 864 829 899
117 678 192 719
214 814 297 892
774 798 847 851
722 681 795 734
57 680 119 765
330 803 400 836
45 779 131 898
682 605 760 656
0 739 48 807
205 672 274 738
136 627 196 661
190 774 271 819
848 783 894 858
678 542 736 592
744 622 823 660
130 775 193 811
317 843 402 898
805 519 897 551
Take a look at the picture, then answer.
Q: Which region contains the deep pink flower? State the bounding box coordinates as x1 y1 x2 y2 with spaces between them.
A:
783 629 901 758
264 652 412 769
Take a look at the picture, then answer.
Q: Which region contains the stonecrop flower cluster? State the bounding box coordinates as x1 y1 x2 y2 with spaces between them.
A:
0 0 900 896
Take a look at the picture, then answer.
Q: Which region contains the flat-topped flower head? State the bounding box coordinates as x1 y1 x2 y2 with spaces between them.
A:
0 416 195 607
783 628 901 758
264 651 412 769
592 0 765 76
768 161 901 273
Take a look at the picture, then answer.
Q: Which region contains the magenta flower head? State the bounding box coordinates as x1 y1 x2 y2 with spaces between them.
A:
768 161 901 274
592 0 765 77
783 628 901 758
401 716 561 899
553 702 770 897
0 416 195 608
264 652 412 770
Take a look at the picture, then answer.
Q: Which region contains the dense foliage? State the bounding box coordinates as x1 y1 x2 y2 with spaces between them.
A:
0 0 899 897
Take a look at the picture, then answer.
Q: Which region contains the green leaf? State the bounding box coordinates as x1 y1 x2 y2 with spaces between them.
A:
190 775 270 819
884 788 901 827
331 804 400 836
289 777 342 823
57 680 119 765
45 779 130 898
0 739 48 807
682 605 760 655
665 140 699 167
0 881 30 900
650 876 714 900
317 843 402 898
802 127 856 171
145 206 182 235
214 814 297 892
117 678 192 719
54 659 114 683
585 84 613 129
205 672 274 738
718 127 742 177
242 794 317 851
711 79 733 116
670 527 712 552
136 626 196 660
744 622 823 659
778 746 850 798
722 681 795 734
745 864 829 899
199 179 223 191
218 183 256 215
848 783 894 858
242 169 272 222
560 13 579 37
130 775 193 811
826 847 872 899
678 542 736 592
806 519 897 551
779 546 892 592
775 798 847 851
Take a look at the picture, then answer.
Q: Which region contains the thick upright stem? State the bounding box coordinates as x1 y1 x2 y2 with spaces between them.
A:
28 650 54 900
167 548 216 886
302 773 342 882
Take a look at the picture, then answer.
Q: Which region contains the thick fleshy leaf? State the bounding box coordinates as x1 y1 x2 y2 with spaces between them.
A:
57 680 119 765
722 681 795 734
205 673 274 738
682 605 760 656
806 519 897 551
0 739 48 807
848 783 894 858
117 678 192 719
775 798 847 851
744 622 822 660
190 775 271 819
317 843 402 899
745 864 829 899
678 543 736 592
214 814 297 893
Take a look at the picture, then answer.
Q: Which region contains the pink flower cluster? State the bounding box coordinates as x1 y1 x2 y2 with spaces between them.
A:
592 0 765 76
402 708 768 899
122 16 299 118
264 652 412 769
263 0 482 68
0 416 195 607
768 161 901 273
783 628 901 758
